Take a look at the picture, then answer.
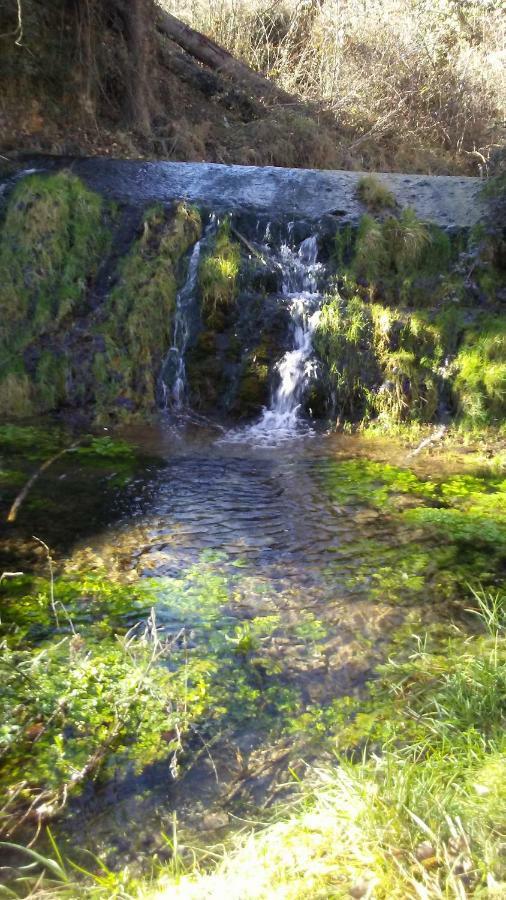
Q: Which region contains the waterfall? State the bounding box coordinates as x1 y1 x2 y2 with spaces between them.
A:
158 219 214 410
222 234 323 446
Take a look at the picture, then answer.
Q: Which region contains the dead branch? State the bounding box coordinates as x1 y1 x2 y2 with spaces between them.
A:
7 442 82 524
407 425 447 459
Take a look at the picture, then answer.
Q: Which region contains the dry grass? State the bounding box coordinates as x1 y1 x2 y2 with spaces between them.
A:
161 0 506 175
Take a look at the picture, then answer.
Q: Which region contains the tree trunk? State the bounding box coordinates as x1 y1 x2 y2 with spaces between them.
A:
126 0 152 135
156 8 294 106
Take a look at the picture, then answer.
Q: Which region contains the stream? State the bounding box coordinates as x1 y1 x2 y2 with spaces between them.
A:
3 420 502 873
0 168 504 883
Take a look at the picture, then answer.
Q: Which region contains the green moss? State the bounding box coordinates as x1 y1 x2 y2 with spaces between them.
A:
236 351 270 415
315 293 447 425
314 294 378 420
319 458 435 510
0 172 110 418
94 203 201 420
318 458 505 603
333 224 355 269
0 424 66 457
356 175 397 212
0 369 33 418
34 351 69 412
338 210 453 308
0 172 108 346
454 317 506 425
199 219 241 327
404 507 506 548
185 330 226 409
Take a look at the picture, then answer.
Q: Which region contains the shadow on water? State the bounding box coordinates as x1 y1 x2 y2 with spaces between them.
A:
1 421 505 873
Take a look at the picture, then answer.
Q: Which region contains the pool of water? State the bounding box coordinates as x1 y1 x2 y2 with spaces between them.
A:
1 423 504 873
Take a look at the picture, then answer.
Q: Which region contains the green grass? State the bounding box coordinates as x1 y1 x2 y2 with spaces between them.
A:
454 317 506 426
356 175 397 212
3 584 505 898
199 218 241 327
144 586 506 899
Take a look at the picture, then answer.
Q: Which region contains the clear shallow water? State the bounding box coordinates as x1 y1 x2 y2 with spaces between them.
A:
1 425 496 870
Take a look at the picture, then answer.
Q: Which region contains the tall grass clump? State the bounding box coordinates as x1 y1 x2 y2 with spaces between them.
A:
163 0 506 174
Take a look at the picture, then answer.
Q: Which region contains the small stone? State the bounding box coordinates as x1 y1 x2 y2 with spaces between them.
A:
349 878 371 898
415 841 436 862
201 811 229 831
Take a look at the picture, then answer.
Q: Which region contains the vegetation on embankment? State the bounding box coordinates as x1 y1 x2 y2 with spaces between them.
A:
165 0 505 175
0 172 201 422
1 167 503 432
1 0 504 174
0 172 111 417
92 202 201 420
313 200 506 431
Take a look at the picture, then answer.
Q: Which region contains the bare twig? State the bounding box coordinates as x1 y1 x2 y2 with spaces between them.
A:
0 0 23 43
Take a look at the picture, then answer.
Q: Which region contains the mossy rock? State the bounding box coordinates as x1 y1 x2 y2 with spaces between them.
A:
93 203 202 421
314 293 379 420
315 294 448 425
334 210 455 307
234 348 270 416
0 171 109 344
186 331 226 409
0 171 111 418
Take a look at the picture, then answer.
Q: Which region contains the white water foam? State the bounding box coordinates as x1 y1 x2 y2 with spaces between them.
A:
221 235 324 447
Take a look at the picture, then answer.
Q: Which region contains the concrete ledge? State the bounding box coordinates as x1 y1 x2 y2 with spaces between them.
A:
8 158 489 229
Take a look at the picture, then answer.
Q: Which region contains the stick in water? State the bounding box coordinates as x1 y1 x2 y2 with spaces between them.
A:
7 442 82 523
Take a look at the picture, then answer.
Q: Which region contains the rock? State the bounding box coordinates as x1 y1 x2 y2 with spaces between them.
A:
201 810 230 831
349 877 374 898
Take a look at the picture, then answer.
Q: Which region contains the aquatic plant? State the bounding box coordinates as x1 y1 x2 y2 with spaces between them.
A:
25 587 499 900
144 587 506 899
0 615 182 838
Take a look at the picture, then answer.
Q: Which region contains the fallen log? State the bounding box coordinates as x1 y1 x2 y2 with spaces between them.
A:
155 7 294 106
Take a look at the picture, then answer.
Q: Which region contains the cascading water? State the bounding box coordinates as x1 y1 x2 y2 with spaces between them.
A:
158 219 214 411
223 234 324 446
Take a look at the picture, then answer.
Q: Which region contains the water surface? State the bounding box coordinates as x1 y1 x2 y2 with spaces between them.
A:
1 424 502 870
